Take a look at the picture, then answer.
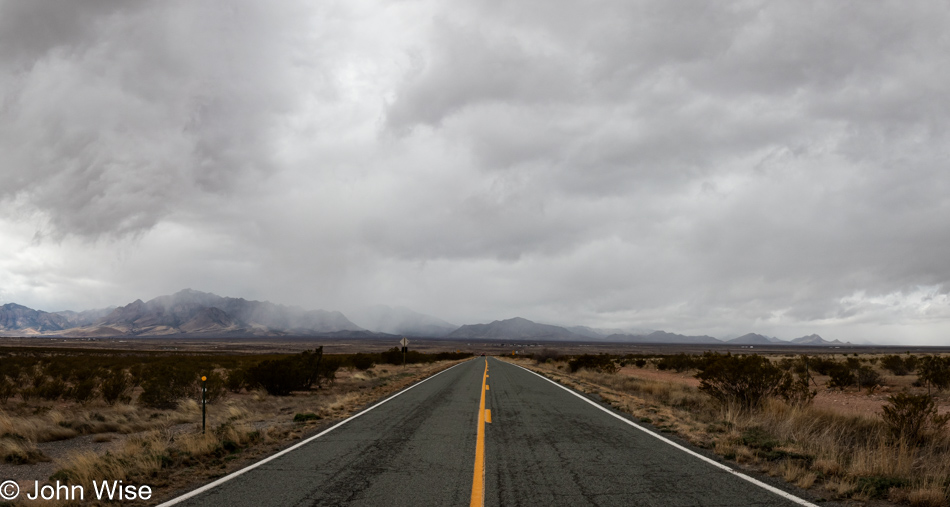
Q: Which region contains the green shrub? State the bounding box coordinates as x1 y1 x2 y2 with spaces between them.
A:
568 354 619 374
101 369 133 405
740 426 781 451
778 370 816 406
66 378 97 404
695 353 785 410
293 412 322 423
880 355 910 376
827 363 856 389
348 353 375 371
881 393 950 443
856 476 907 499
36 378 68 401
917 355 950 393
656 353 696 373
0 376 15 404
246 358 306 396
533 349 561 365
855 365 883 390
139 363 198 409
904 354 919 373
202 371 228 404
297 349 326 389
809 357 839 376
246 348 333 396
320 357 341 386
225 368 248 393
380 347 403 365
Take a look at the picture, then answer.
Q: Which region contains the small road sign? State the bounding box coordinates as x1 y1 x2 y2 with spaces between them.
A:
399 337 409 347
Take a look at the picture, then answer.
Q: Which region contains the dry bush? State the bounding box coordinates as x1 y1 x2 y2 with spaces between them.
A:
696 354 785 409
882 393 950 443
533 349 561 365
568 354 619 374
101 368 133 405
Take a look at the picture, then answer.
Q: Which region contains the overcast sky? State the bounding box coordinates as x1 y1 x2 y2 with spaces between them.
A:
1 1 949 344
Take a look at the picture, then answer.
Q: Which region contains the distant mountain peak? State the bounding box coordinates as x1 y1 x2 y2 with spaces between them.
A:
604 330 722 344
726 333 778 345
790 334 840 345
447 317 582 341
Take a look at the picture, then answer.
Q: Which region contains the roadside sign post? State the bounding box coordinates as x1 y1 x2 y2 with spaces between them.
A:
399 337 409 368
201 375 207 434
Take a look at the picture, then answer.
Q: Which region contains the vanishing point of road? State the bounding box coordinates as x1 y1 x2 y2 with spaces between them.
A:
160 358 824 507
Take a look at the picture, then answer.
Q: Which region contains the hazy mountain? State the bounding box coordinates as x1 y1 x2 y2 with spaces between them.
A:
447 317 582 341
564 326 659 339
0 289 364 337
87 289 363 336
727 333 779 345
605 330 722 344
52 307 116 327
790 334 845 345
178 306 237 334
565 326 608 339
0 303 71 334
347 305 458 337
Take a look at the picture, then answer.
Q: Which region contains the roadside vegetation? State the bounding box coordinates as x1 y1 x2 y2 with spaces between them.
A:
519 350 950 507
0 346 470 505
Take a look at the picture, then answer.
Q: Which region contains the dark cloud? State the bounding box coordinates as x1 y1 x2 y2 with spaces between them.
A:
0 1 312 237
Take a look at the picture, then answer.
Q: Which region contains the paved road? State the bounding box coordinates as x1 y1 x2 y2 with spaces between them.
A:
161 358 820 507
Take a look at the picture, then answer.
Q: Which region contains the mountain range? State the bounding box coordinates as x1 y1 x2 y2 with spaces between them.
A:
0 289 849 344
605 330 722 344
447 317 582 341
0 290 363 337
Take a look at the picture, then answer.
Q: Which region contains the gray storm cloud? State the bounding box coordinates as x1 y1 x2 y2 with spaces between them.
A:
1 0 949 344
0 1 309 237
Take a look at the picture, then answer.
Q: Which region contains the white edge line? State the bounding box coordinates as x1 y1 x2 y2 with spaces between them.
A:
157 360 471 507
509 361 819 507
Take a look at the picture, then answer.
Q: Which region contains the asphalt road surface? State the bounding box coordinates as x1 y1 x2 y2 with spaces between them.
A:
160 358 821 507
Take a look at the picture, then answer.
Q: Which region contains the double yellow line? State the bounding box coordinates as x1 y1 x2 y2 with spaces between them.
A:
470 359 490 507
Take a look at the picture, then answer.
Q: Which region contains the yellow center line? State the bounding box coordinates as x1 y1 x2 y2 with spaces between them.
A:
470 359 488 507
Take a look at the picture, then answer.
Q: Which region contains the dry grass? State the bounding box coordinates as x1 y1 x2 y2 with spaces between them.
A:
0 435 48 465
0 402 171 446
906 486 949 507
512 357 950 506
